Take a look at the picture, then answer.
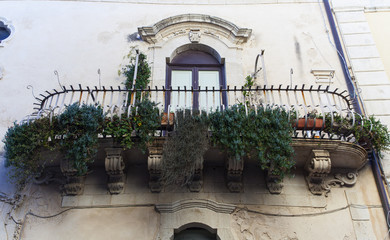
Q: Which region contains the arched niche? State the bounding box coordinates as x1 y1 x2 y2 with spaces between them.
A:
174 223 219 240
139 14 250 88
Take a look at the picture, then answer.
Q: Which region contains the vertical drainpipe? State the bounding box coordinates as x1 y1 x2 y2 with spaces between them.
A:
323 0 390 224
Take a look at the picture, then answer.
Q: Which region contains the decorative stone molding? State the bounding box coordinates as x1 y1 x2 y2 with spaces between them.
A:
323 171 358 197
156 199 236 214
226 156 244 192
0 17 15 47
60 159 85 195
266 172 283 194
305 150 332 195
189 157 204 192
138 14 252 45
147 138 165 192
189 29 201 43
105 148 125 194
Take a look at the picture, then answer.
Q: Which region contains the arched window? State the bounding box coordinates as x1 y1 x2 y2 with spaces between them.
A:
166 44 226 112
174 227 217 240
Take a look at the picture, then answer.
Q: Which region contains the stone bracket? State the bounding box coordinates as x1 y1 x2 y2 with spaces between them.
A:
60 159 85 195
148 139 165 193
305 149 332 195
266 173 283 194
189 157 204 192
105 148 125 194
226 156 244 192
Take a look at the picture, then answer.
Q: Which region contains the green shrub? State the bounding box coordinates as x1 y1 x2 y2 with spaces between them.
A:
3 117 56 187
57 103 104 175
161 109 209 186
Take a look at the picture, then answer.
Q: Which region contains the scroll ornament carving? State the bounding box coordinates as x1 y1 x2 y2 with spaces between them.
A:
147 139 165 193
266 173 284 194
323 172 358 197
305 150 332 195
226 156 244 192
305 150 331 195
60 159 85 195
105 148 125 194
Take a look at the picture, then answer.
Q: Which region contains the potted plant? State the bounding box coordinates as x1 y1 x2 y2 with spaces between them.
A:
3 116 56 189
352 115 390 155
293 110 324 130
102 113 134 149
161 111 175 128
57 103 104 195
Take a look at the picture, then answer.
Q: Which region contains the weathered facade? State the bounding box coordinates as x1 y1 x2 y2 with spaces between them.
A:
1 0 390 239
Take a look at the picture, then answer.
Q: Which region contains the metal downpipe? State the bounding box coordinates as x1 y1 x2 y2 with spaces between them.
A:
323 0 390 224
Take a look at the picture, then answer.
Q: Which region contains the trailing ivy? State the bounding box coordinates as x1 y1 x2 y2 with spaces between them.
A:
209 105 294 179
251 107 294 178
57 103 104 175
3 117 56 188
161 109 209 186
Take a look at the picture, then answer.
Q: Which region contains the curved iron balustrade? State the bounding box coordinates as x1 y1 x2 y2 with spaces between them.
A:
22 84 370 141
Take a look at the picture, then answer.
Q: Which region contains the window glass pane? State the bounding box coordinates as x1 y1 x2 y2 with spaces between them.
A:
171 70 192 111
198 71 220 111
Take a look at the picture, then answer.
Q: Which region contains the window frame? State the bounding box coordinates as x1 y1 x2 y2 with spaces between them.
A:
165 62 227 111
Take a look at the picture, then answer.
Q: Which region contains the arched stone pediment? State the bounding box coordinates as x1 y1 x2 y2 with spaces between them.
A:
138 14 252 45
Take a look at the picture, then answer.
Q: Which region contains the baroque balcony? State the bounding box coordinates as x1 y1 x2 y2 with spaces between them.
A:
24 84 367 196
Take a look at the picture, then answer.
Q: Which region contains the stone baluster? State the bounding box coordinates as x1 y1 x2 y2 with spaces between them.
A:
105 148 125 194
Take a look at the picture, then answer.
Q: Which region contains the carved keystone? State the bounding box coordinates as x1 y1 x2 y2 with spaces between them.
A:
226 156 244 192
305 149 331 195
60 159 85 195
189 157 204 192
147 139 165 193
105 148 125 194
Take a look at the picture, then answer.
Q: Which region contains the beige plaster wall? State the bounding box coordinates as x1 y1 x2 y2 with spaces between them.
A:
0 1 347 149
365 11 390 81
4 165 385 240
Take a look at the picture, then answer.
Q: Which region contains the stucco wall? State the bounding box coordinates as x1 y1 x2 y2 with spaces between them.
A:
365 11 390 84
0 1 347 148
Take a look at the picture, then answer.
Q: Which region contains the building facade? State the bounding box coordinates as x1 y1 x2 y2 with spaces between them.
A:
0 0 390 239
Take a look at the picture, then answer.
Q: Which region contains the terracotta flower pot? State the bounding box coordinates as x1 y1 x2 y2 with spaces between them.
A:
161 112 175 126
293 118 324 130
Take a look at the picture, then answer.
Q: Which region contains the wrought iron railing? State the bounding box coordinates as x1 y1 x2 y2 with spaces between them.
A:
24 84 369 141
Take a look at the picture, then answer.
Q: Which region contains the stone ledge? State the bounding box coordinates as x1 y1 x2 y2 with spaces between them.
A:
62 192 326 208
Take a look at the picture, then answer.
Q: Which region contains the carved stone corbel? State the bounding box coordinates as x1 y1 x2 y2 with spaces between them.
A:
147 139 165 193
226 156 244 192
305 149 331 195
60 159 85 195
105 148 125 194
189 157 204 192
266 173 283 194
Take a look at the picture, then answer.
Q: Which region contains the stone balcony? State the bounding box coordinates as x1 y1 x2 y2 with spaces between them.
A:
29 85 367 197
